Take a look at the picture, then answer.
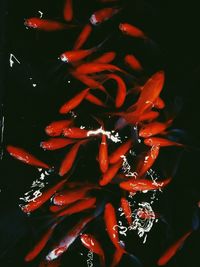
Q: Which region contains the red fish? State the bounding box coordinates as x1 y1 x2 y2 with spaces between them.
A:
120 197 132 225
80 234 105 267
124 54 143 72
100 159 122 186
109 139 132 164
45 120 73 137
60 48 95 63
139 121 172 138
22 179 67 213
24 18 73 31
52 185 99 206
90 7 120 25
119 23 147 39
59 140 87 176
85 93 107 107
93 51 116 64
157 230 192 266
62 127 89 139
106 74 126 108
99 132 109 173
75 63 124 75
110 249 124 267
59 88 90 114
50 205 66 213
144 137 185 147
136 145 160 178
63 0 73 22
73 24 92 50
154 96 165 109
120 177 171 192
25 222 58 262
6 145 50 169
56 197 96 217
139 111 159 122
40 138 76 150
46 215 95 261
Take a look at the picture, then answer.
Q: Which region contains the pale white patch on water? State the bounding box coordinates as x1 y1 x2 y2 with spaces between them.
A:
67 80 71 83
38 11 43 18
0 115 5 160
87 127 121 143
9 53 20 67
32 83 37 87
121 155 138 178
80 125 85 129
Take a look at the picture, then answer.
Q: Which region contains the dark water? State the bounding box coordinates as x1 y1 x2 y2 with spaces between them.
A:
0 0 200 267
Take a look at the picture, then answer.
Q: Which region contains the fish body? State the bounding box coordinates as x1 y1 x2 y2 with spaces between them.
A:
45 120 73 137
40 138 76 150
109 139 132 164
90 7 120 25
63 0 73 22
24 18 72 31
100 159 122 186
73 24 92 50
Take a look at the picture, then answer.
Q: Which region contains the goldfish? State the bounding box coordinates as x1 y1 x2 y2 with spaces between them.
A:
120 197 132 225
139 111 159 122
63 0 73 22
85 93 107 107
120 177 171 192
56 197 96 217
59 88 90 114
109 139 132 164
24 18 73 31
59 140 87 176
124 54 143 72
90 7 120 25
100 159 122 186
93 51 116 64
110 249 124 267
157 230 192 266
25 222 58 262
22 179 67 213
45 120 73 137
139 121 172 138
49 205 66 213
154 96 165 109
144 137 185 147
40 138 76 150
6 145 50 169
75 63 124 75
99 132 109 173
46 215 95 261
80 234 105 267
73 24 92 50
106 74 127 108
119 23 147 39
62 127 90 139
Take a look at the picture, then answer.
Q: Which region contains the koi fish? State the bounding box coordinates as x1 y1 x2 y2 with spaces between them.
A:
106 74 127 108
124 54 143 72
25 222 58 262
22 179 67 213
75 63 124 75
52 184 99 206
157 230 192 266
99 132 109 173
144 137 185 147
80 234 105 267
109 139 132 164
90 7 120 25
120 177 171 192
59 140 87 176
24 18 73 31
73 24 92 50
100 159 122 186
119 23 147 39
136 145 160 178
85 93 107 107
93 51 116 64
120 197 132 225
40 138 76 150
45 120 73 137
6 145 50 169
59 88 90 114
63 0 73 22
139 121 172 138
56 197 96 217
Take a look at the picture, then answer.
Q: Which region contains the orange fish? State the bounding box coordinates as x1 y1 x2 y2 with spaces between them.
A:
139 111 159 122
157 230 192 266
25 222 58 262
49 205 66 213
73 24 92 50
139 121 172 138
59 88 90 114
124 54 143 72
40 138 76 150
119 23 147 39
22 179 67 213
120 197 132 225
106 74 127 108
24 18 73 31
45 120 73 137
154 96 165 109
80 234 105 267
100 159 122 186
6 145 50 169
62 127 90 139
99 132 109 173
120 177 171 192
109 139 132 164
144 137 185 147
63 0 73 22
93 51 116 64
75 63 124 75
60 48 97 63
90 7 120 25
59 140 87 176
